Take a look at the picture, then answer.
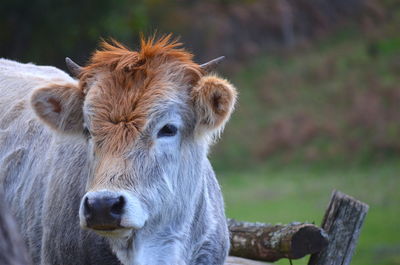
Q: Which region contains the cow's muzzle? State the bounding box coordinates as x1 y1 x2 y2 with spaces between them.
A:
83 195 125 231
79 190 148 234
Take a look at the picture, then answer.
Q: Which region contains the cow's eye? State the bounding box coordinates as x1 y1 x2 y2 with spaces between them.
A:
157 124 177 138
83 127 92 140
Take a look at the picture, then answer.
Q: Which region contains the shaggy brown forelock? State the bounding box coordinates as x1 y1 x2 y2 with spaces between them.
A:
79 34 202 91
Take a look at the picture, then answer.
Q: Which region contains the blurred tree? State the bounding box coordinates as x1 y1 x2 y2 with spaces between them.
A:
1 0 150 68
0 0 385 68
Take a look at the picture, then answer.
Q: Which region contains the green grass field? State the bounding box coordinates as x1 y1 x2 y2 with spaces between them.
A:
218 160 400 265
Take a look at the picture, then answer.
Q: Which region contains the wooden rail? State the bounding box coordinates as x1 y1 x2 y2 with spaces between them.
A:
228 219 328 261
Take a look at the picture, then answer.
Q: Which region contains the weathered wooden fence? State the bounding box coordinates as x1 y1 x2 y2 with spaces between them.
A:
0 190 368 265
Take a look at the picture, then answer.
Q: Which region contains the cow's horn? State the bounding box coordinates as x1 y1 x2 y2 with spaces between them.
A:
200 56 225 72
65 57 82 77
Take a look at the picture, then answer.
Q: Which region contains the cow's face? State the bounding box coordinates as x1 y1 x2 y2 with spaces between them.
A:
31 37 236 238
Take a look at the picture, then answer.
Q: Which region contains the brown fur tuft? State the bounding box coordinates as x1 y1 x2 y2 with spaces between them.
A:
80 34 200 85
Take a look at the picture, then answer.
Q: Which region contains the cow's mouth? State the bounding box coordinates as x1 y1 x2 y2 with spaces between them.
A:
89 225 135 238
90 224 123 231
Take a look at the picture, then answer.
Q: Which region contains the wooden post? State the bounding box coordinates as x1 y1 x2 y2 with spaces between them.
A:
308 190 369 265
228 219 328 262
0 190 31 265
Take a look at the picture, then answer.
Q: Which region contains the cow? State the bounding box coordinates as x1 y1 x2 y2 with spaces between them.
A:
0 35 237 265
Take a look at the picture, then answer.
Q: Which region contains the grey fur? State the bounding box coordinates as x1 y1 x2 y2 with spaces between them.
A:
0 58 230 265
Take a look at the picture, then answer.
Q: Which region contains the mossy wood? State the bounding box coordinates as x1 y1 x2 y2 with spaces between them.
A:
228 219 328 262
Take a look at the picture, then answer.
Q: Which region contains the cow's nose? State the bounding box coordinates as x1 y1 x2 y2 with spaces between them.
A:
83 195 125 230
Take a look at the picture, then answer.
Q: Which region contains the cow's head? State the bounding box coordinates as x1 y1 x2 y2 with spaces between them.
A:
31 35 236 238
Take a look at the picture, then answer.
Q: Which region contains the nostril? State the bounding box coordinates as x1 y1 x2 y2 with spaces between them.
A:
83 197 91 215
110 196 125 215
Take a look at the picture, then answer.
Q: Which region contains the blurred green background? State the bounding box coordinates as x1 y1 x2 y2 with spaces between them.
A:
1 0 399 264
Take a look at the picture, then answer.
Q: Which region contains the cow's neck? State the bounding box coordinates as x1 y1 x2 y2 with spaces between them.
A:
108 162 208 265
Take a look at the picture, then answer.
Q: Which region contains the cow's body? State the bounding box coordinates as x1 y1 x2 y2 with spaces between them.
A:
0 37 235 265
0 58 122 264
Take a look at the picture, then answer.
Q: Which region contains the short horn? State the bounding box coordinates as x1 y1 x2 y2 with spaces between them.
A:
200 56 225 72
65 57 82 77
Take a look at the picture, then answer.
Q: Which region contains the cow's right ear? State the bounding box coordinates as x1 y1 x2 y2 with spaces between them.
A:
31 83 84 133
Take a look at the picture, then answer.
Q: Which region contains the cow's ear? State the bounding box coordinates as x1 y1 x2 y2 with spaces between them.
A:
31 83 84 133
191 75 237 135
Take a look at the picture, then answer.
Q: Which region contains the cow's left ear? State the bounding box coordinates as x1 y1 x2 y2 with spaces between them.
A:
31 83 84 133
191 75 237 135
